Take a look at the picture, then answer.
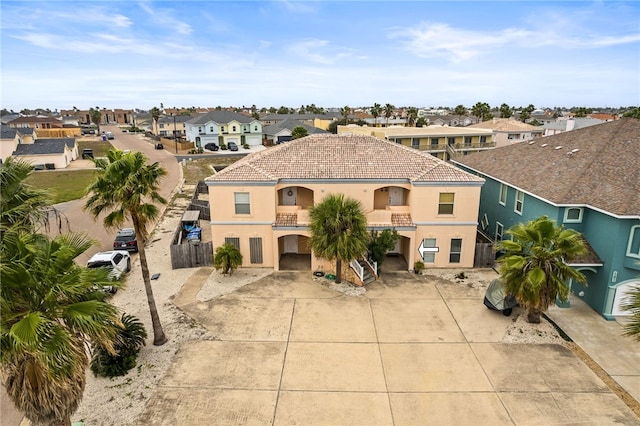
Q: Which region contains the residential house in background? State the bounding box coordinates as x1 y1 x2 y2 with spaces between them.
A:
1 127 20 163
261 113 341 131
262 117 329 145
453 118 640 319
59 108 135 125
467 118 543 147
205 134 484 280
337 125 494 160
542 117 606 136
6 116 63 129
153 115 191 138
184 111 262 148
11 137 78 169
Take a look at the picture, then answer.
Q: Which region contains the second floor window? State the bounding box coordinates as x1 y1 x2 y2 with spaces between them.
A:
464 136 472 145
438 193 454 215
515 190 524 214
499 183 507 205
232 126 237 132
159 123 164 128
210 127 214 132
564 207 583 223
495 222 504 242
627 226 640 259
431 137 439 146
480 136 487 144
234 192 250 214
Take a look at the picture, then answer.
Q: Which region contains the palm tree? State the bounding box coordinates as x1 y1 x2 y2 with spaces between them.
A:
291 126 308 140
308 194 369 284
340 105 351 125
1 231 120 426
406 107 418 127
213 243 243 275
91 313 147 378
0 157 61 239
370 103 382 127
84 149 168 345
622 281 640 341
497 216 587 323
384 103 395 127
89 108 102 134
150 107 161 133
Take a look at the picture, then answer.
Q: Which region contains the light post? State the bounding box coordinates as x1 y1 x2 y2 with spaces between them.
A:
171 112 178 154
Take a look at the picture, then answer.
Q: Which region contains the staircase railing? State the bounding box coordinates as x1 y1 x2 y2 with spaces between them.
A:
350 259 364 282
363 258 378 278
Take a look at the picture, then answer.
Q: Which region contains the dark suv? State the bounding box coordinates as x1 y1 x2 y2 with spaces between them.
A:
113 228 138 252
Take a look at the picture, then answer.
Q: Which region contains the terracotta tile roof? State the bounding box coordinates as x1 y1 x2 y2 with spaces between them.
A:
209 134 483 184
391 213 414 227
454 118 640 217
274 213 298 226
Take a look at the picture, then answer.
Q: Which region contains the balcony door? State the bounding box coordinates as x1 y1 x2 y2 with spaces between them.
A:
389 187 403 206
283 187 297 205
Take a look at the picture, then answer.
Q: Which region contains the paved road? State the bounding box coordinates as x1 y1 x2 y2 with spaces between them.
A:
58 125 181 264
1 125 182 426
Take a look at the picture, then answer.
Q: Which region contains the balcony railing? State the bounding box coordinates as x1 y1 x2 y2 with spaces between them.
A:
417 142 496 151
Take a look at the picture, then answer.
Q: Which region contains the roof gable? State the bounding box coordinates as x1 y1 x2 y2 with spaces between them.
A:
187 111 255 125
454 118 640 217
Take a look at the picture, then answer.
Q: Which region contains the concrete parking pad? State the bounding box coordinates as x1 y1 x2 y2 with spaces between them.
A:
380 343 493 392
281 342 387 391
389 392 512 426
161 341 285 389
137 389 277 425
274 391 393 426
290 298 376 342
472 343 609 393
185 297 294 341
371 298 465 342
499 392 640 426
230 272 337 299
446 299 521 342
366 273 442 299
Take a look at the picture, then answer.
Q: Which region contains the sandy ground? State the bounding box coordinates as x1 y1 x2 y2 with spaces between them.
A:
70 193 565 425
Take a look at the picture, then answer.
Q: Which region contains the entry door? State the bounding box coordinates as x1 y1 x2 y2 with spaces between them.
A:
284 235 298 253
283 187 297 205
389 187 403 205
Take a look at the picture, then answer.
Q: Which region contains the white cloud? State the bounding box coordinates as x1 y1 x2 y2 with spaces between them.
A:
138 2 192 35
288 39 352 65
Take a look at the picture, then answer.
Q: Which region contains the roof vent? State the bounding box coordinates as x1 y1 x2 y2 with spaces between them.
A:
571 148 580 153
541 143 548 147
528 141 535 145
555 146 563 150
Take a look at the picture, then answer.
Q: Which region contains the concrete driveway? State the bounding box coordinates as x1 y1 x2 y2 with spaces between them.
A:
138 272 639 425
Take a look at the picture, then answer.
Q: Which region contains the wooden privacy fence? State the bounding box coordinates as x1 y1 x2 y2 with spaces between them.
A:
170 241 213 269
474 242 495 268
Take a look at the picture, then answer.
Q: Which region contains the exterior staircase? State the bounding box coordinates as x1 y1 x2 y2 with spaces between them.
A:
350 258 378 285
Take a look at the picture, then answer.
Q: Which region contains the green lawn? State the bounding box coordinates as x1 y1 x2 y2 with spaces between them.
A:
25 169 97 204
181 156 243 184
77 140 114 157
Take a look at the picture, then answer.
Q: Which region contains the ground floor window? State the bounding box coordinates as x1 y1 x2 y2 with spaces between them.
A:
449 239 462 263
249 237 263 264
225 237 240 250
422 238 437 263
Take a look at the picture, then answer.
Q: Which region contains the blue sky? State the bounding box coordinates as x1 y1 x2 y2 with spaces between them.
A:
1 1 639 111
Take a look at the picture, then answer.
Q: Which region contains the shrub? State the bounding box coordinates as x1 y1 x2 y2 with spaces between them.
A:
414 260 425 274
90 314 147 378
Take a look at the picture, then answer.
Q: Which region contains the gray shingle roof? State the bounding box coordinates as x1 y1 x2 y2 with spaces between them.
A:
158 115 192 124
209 134 484 184
453 118 640 217
187 111 256 125
262 113 341 120
13 138 75 155
1 128 17 139
263 118 329 136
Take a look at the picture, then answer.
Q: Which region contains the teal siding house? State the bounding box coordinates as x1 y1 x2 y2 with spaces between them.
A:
454 118 640 319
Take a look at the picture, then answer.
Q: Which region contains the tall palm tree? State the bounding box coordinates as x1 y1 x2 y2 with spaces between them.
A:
213 243 243 275
308 194 368 284
150 107 161 133
0 157 60 239
89 108 102 134
340 105 351 125
84 149 168 345
1 231 120 426
370 103 382 127
383 103 395 127
406 107 418 127
497 216 587 323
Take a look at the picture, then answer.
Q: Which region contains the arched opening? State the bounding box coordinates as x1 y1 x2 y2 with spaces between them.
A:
373 186 408 209
278 186 314 208
278 234 311 270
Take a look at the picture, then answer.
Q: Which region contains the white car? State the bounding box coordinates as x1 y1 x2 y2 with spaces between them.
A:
87 250 131 281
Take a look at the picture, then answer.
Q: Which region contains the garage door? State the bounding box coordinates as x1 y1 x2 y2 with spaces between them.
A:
611 281 640 316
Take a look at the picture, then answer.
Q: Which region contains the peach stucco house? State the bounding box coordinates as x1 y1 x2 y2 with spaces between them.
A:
205 134 484 280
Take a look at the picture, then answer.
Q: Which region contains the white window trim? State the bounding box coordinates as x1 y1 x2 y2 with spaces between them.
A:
449 238 462 263
422 238 438 263
627 225 640 259
234 192 251 215
499 184 507 206
495 222 504 242
514 190 524 215
481 214 489 230
563 207 584 223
